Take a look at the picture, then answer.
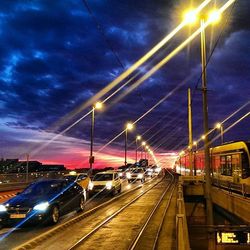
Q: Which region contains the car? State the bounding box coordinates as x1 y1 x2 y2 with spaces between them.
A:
117 168 130 179
145 167 154 178
63 172 91 191
88 171 122 196
0 179 86 226
126 168 145 183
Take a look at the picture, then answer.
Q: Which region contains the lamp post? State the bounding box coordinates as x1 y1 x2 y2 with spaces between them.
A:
141 141 146 160
125 123 134 167
135 135 141 163
200 16 215 230
216 123 224 144
145 145 149 160
89 102 103 172
193 141 197 176
184 10 221 248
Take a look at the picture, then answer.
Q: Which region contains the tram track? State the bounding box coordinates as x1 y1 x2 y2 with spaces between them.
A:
13 175 164 250
67 170 176 250
129 173 176 250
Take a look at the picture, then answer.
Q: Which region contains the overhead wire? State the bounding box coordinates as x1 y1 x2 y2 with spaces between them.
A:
46 0 213 133
95 0 237 155
82 0 124 69
193 0 237 93
28 0 214 158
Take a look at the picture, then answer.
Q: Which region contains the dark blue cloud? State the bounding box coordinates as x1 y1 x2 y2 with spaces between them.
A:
0 0 249 156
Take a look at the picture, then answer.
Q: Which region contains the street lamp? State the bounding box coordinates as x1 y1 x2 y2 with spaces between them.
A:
216 122 224 144
183 9 197 25
125 122 134 167
89 102 103 172
193 141 198 150
135 135 141 163
208 10 221 24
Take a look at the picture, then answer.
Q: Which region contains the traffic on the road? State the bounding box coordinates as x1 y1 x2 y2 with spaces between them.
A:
0 163 162 229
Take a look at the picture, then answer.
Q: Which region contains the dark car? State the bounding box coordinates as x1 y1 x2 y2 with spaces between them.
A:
0 179 86 226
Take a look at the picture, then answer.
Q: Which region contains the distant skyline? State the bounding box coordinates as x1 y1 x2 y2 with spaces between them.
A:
0 0 249 168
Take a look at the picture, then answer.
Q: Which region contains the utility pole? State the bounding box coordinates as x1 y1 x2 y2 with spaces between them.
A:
188 88 193 176
89 107 95 173
200 19 214 249
125 129 128 167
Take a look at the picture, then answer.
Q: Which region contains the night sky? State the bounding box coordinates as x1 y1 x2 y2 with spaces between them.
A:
0 0 249 168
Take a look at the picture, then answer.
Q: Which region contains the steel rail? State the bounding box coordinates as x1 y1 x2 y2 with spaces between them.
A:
152 178 176 250
68 172 169 250
128 170 176 250
14 176 159 250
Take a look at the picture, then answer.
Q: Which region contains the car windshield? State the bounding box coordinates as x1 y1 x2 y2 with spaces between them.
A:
132 169 144 173
93 173 113 181
63 176 77 182
22 181 63 196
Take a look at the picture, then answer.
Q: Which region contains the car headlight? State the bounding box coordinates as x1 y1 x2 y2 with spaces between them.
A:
138 173 143 179
118 173 123 177
126 173 131 179
33 202 49 211
88 182 94 190
106 181 112 190
0 204 7 212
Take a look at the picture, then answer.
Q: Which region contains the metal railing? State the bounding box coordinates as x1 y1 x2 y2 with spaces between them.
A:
180 175 205 183
212 178 250 197
176 181 190 250
180 175 250 197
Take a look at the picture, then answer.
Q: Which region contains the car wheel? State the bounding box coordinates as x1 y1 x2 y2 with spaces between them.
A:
111 188 116 197
141 179 145 183
0 222 7 228
50 206 60 224
77 196 85 212
118 185 122 193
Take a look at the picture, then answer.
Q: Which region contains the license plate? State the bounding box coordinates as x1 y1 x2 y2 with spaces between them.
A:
10 214 26 219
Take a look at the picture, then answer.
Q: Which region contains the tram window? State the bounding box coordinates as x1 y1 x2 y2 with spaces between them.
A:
232 154 241 177
242 152 250 179
213 155 220 174
220 155 232 176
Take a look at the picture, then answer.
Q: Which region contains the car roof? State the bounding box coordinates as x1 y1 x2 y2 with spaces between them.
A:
95 171 114 175
64 173 87 176
31 179 66 185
